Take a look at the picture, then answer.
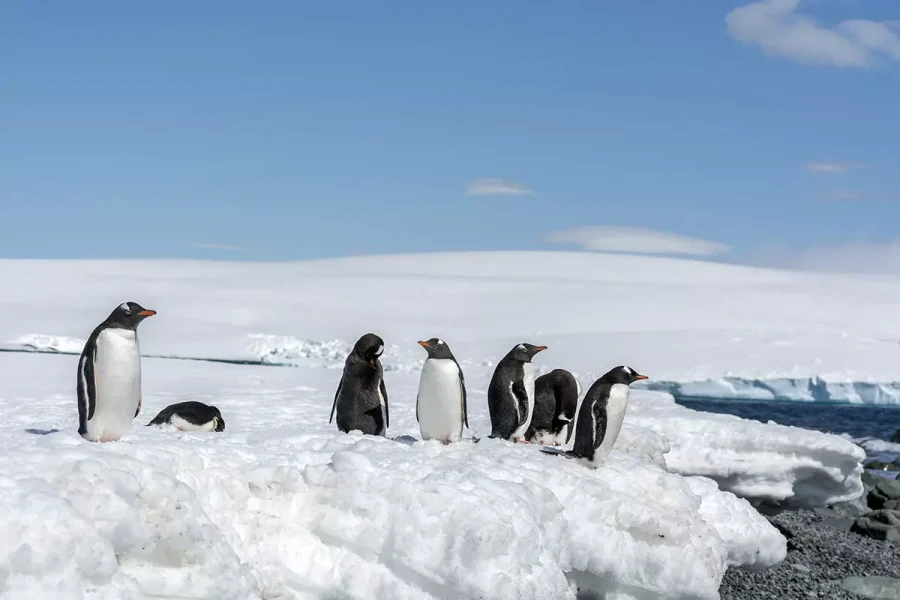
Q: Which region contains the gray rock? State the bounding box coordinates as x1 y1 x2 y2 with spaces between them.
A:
721 509 900 600
851 509 900 542
863 471 883 490
841 575 900 599
866 460 897 471
870 479 900 509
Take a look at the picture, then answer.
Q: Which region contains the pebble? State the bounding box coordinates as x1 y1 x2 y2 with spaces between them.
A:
720 509 900 600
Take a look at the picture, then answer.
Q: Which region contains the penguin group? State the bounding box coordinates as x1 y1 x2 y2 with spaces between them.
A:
330 332 648 466
75 302 647 467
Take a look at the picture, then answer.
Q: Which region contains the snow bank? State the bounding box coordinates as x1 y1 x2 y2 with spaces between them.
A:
7 334 85 355
0 426 784 600
628 391 867 508
0 355 787 600
644 377 900 405
246 334 350 367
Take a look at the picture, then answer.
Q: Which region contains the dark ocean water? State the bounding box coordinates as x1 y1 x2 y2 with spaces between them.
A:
675 398 900 445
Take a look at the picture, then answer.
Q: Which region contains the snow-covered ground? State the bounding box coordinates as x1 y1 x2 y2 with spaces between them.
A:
1 352 791 600
0 251 888 599
4 251 900 403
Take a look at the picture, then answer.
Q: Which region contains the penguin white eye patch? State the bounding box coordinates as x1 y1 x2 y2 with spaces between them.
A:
118 302 131 313
374 344 383 356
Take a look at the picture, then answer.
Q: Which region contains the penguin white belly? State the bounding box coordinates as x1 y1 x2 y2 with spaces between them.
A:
171 414 217 432
86 329 141 442
512 362 536 440
595 384 630 460
417 359 463 442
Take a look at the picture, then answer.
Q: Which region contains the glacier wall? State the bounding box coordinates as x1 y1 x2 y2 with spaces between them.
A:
642 377 900 405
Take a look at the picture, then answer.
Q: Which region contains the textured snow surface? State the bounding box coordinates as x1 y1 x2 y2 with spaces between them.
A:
0 354 788 600
629 392 866 508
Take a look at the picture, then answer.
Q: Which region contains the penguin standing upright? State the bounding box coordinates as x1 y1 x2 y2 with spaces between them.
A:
541 366 647 465
148 401 225 432
525 369 581 446
487 343 547 442
415 337 467 444
77 301 156 442
330 333 389 436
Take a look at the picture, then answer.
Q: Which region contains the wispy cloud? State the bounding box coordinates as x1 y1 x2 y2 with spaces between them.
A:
189 242 248 251
543 226 729 257
805 161 864 173
726 0 900 68
465 178 534 196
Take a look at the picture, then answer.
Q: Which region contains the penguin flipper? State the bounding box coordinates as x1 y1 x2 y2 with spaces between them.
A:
77 340 98 434
511 379 530 427
330 376 343 425
134 392 142 418
380 377 389 429
593 403 608 451
456 360 468 429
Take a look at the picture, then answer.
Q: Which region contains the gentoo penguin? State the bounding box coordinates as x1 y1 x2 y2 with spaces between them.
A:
77 301 156 442
541 366 647 465
329 333 389 436
487 343 547 442
148 401 224 432
415 338 467 444
525 369 581 446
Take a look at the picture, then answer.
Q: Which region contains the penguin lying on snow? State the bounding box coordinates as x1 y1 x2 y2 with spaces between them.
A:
525 368 581 446
541 366 647 466
330 333 389 436
148 401 224 432
77 302 156 443
415 337 467 444
487 343 547 442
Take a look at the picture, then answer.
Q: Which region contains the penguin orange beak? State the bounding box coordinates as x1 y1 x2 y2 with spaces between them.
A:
417 340 430 348
534 346 548 352
138 310 156 317
634 374 648 380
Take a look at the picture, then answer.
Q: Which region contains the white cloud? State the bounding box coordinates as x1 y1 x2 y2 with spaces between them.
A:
189 243 248 251
726 0 900 68
543 226 729 257
465 178 533 196
805 161 864 173
752 239 900 274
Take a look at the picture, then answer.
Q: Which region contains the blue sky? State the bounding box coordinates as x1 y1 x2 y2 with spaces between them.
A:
2 0 899 269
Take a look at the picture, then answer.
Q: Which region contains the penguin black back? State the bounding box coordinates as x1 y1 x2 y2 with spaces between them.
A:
330 333 390 436
487 342 547 440
526 368 580 445
148 401 225 432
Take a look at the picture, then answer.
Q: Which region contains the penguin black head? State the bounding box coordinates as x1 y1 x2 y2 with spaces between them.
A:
352 333 385 366
106 301 156 329
508 342 548 362
210 406 225 432
598 365 648 386
417 338 456 360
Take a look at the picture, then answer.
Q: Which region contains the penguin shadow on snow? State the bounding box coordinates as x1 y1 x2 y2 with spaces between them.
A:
25 428 60 436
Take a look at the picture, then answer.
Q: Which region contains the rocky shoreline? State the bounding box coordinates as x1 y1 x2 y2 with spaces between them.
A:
720 508 900 599
721 469 900 600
